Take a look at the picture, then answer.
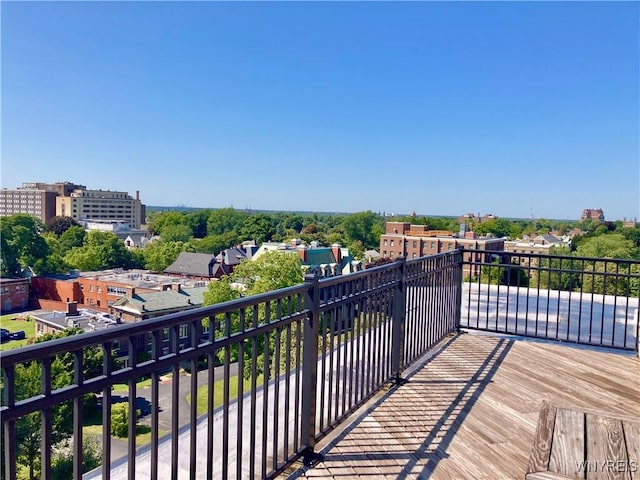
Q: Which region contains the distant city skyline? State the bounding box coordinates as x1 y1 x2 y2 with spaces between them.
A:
1 2 638 221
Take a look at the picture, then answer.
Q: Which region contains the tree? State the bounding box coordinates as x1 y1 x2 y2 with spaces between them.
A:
51 437 102 478
110 402 140 437
240 213 276 244
41 234 70 274
575 235 640 296
189 231 239 254
59 225 87 254
64 231 141 271
0 214 50 276
45 216 81 236
203 275 242 306
207 208 248 236
185 209 213 238
233 251 303 295
204 252 305 378
7 327 110 480
472 218 514 238
149 211 187 236
576 234 639 259
341 211 383 249
160 223 193 243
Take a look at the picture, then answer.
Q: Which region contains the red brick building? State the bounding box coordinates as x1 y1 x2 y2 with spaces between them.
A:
379 222 505 277
581 208 605 222
0 278 30 313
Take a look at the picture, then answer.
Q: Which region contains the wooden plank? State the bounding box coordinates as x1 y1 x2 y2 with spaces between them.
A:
586 413 630 480
549 407 585 476
623 420 640 480
526 472 579 480
527 401 557 474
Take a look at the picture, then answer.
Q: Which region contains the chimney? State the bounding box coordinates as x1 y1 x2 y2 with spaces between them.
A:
171 283 182 292
297 246 307 263
126 286 135 297
66 301 79 316
331 243 342 263
136 190 140 200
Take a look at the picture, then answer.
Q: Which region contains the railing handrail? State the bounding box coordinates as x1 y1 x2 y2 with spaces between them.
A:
0 282 312 366
462 247 640 266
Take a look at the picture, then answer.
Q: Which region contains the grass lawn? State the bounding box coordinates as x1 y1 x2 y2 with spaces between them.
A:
187 373 264 416
0 314 36 351
83 403 166 446
111 377 154 393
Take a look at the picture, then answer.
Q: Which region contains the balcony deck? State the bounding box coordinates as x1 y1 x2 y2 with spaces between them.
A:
290 332 640 480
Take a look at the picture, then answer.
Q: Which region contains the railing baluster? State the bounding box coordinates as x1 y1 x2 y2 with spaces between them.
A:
74 348 84 480
41 357 52 480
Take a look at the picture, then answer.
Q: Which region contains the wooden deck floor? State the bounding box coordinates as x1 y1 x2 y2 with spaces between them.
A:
288 332 640 480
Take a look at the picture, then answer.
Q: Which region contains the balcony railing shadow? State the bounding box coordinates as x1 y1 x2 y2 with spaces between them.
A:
288 333 514 479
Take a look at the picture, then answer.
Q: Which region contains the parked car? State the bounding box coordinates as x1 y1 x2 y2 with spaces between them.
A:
9 330 26 340
0 329 10 343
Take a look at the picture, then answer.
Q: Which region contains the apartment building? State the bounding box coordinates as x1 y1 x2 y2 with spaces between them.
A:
379 222 505 277
1 181 145 227
57 188 145 229
0 186 58 223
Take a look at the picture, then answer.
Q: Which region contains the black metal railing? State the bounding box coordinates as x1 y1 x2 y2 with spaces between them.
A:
461 250 640 351
1 251 462 480
2 249 638 480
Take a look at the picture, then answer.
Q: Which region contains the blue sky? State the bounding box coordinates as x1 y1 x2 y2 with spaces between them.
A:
2 1 638 221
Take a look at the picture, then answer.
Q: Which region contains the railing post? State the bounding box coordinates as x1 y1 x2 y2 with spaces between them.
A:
391 256 406 384
301 274 322 465
455 248 464 333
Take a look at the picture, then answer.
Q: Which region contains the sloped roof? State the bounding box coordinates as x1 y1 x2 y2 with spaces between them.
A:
165 252 216 277
305 249 336 266
111 287 208 314
216 247 247 267
534 234 562 245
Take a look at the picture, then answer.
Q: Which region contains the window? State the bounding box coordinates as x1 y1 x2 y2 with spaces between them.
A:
383 240 387 246
89 285 94 292
390 240 394 247
179 325 188 339
413 241 417 248
107 286 127 295
430 242 435 249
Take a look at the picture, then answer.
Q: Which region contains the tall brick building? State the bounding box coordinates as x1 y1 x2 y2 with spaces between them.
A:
379 222 505 277
581 208 604 222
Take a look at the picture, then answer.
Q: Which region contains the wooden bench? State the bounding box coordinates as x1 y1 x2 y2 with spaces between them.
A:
527 401 640 480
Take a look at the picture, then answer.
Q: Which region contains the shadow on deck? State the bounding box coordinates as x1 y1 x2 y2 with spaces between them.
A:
288 333 640 480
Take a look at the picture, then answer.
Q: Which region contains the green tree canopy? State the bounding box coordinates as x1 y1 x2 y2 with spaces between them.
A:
233 251 304 295
206 207 249 236
59 225 87 254
575 234 639 259
0 214 50 276
64 231 141 271
45 216 81 236
240 213 276 244
160 223 193 243
341 211 383 249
